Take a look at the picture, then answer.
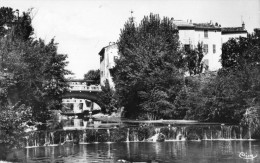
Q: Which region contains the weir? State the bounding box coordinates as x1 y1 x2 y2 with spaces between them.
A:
24 124 255 148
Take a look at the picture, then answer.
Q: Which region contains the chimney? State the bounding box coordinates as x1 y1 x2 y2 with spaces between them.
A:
242 21 245 30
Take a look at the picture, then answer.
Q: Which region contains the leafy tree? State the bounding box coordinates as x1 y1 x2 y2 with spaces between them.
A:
99 80 117 114
0 104 32 150
113 13 186 119
0 6 71 149
84 69 100 84
185 42 204 75
221 31 260 68
190 30 260 123
0 7 33 40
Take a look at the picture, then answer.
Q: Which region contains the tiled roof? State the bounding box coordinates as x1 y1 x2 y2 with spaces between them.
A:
221 27 247 34
172 20 221 30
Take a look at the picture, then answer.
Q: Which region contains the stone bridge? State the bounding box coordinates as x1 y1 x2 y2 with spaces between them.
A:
62 80 105 112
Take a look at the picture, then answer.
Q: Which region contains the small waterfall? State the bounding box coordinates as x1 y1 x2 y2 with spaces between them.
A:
126 128 130 142
44 132 50 146
220 125 224 139
248 127 252 140
107 129 111 143
94 129 99 143
203 129 208 140
178 127 186 141
155 128 160 134
25 136 29 147
176 129 185 141
233 129 237 139
50 132 54 145
171 127 177 140
240 126 243 139
133 131 139 142
79 130 87 144
34 133 39 147
31 132 38 147
210 127 213 140
83 131 87 143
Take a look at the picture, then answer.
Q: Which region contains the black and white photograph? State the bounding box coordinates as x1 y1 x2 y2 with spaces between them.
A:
0 0 260 162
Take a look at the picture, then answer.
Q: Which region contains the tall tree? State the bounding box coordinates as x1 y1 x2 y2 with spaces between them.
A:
84 69 100 84
0 7 71 123
185 42 204 75
113 13 186 119
221 31 260 69
189 30 260 123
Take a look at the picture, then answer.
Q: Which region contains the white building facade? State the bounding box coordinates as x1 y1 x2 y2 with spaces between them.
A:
174 20 247 71
99 43 119 88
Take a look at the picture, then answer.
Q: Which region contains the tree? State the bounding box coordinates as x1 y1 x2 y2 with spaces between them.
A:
113 13 186 119
0 7 70 128
221 31 260 69
84 69 100 84
99 80 117 114
189 30 260 123
0 7 33 40
185 42 204 75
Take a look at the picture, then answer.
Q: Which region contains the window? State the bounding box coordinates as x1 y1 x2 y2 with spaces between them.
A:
204 30 208 38
114 56 118 61
213 44 216 53
203 44 208 54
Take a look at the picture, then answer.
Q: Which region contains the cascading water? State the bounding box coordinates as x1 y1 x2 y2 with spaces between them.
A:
94 129 99 143
126 128 130 142
23 123 255 148
155 128 160 134
107 129 111 143
133 131 139 142
248 127 252 140
240 126 243 139
203 129 208 140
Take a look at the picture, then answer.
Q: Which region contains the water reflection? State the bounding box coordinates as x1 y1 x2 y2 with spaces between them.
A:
3 141 260 163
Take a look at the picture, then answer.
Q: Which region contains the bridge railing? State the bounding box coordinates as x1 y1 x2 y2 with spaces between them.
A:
68 85 102 92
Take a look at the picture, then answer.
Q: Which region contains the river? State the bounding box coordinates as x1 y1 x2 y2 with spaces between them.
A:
4 140 260 163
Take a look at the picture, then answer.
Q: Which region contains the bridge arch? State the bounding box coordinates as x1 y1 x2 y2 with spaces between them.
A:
62 91 105 111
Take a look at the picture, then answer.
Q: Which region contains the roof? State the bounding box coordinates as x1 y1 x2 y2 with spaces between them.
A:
221 27 247 34
66 79 95 82
193 23 221 31
98 42 117 56
172 20 221 31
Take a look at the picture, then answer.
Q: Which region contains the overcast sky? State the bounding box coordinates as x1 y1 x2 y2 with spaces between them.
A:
1 0 260 78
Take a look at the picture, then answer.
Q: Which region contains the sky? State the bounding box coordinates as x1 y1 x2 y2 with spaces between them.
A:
1 0 260 78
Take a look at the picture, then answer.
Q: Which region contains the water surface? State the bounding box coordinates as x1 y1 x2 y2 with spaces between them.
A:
5 141 260 163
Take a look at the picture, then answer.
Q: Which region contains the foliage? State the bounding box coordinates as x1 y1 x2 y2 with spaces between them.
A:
0 7 71 149
113 13 186 119
99 80 117 114
0 38 71 123
0 7 33 40
84 69 100 85
240 107 260 130
186 30 260 123
221 32 260 68
185 42 204 75
0 104 32 149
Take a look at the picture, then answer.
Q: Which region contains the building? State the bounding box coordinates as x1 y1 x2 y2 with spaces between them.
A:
98 43 118 88
173 20 247 71
221 22 247 43
99 21 247 87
